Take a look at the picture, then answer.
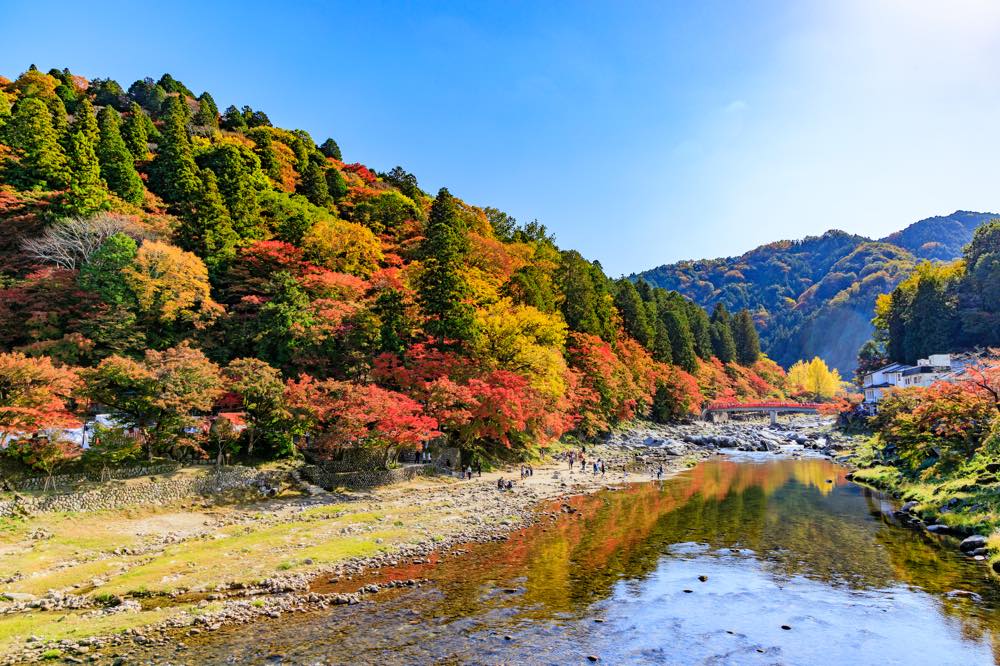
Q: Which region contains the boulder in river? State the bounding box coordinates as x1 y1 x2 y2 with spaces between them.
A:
959 535 989 553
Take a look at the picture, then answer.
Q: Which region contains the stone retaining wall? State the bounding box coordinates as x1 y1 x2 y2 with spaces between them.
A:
0 466 288 518
300 463 437 490
6 463 183 492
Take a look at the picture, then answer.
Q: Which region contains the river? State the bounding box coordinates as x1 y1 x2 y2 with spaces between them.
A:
137 454 1000 665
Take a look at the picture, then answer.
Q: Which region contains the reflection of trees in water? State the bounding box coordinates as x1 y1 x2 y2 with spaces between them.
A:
867 498 1000 660
396 458 1000 655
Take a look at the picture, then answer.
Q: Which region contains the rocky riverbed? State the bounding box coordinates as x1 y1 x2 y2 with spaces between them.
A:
1 417 841 664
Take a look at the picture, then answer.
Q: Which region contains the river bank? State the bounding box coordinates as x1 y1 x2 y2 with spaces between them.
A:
1 417 840 664
846 461 1000 572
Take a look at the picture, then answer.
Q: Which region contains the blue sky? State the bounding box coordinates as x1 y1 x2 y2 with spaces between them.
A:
3 0 1000 275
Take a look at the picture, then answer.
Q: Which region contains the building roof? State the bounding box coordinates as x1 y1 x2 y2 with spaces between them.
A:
901 365 950 377
864 382 893 389
867 362 910 376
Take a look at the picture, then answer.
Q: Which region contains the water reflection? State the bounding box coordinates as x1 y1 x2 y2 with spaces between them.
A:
166 458 1000 665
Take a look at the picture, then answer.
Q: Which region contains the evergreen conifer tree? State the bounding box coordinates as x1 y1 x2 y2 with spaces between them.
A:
686 303 713 359
614 280 653 347
149 96 200 207
121 102 150 159
46 94 69 137
417 188 477 345
194 92 219 128
4 97 69 189
221 105 247 131
733 309 761 366
710 303 737 363
298 160 333 207
652 317 673 363
177 169 238 271
319 138 342 160
663 308 698 373
63 128 109 216
198 143 266 238
71 98 99 146
325 167 349 200
96 106 144 204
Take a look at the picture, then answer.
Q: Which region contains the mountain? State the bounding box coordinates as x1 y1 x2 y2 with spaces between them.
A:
879 211 998 261
634 211 998 374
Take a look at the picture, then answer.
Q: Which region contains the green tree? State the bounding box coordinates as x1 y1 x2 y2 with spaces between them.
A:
733 308 761 365
960 221 1000 347
194 92 219 128
176 169 239 271
78 232 138 307
298 159 333 207
127 78 167 113
157 73 194 97
3 97 69 189
96 106 144 204
417 188 477 345
325 167 349 200
246 127 281 182
710 302 737 363
686 303 713 359
319 137 342 160
197 143 268 239
663 308 697 372
652 316 673 363
556 250 616 341
149 96 200 207
614 279 654 347
373 288 412 354
63 127 109 216
121 102 150 159
223 358 292 458
221 105 247 131
70 98 99 146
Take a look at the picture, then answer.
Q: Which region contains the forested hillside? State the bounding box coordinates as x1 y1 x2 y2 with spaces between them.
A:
0 65 788 472
635 211 998 374
863 220 1000 371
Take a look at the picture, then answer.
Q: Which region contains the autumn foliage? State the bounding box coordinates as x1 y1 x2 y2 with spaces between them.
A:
0 65 789 471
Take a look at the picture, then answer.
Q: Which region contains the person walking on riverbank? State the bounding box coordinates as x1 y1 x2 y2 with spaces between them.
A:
657 464 664 481
600 460 606 477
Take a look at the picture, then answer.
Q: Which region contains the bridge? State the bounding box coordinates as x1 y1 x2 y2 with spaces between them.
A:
702 401 822 425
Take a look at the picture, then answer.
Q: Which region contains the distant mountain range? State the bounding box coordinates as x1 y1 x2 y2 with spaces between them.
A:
633 211 998 374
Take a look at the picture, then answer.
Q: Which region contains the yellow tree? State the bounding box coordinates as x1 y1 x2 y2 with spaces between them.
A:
301 218 383 276
124 240 220 325
786 357 845 401
473 298 568 397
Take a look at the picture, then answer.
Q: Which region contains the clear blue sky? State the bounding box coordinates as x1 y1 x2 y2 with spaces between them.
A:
3 0 999 275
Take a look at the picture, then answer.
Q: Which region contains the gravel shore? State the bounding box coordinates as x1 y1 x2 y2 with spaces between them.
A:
3 417 839 665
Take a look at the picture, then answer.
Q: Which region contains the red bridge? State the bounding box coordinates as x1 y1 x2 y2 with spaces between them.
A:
702 401 822 424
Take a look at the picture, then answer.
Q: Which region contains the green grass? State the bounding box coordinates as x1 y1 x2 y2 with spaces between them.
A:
0 604 194 653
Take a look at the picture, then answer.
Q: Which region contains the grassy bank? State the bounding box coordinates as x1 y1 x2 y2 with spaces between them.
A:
0 441 670 660
846 438 1000 570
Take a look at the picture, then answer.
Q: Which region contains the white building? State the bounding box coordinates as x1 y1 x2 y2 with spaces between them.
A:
861 354 956 409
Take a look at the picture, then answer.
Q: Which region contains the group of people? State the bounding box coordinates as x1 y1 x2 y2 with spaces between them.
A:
519 465 534 479
567 450 607 477
496 477 514 491
462 464 482 480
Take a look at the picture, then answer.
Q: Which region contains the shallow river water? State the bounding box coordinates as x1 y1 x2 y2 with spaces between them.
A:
150 455 1000 665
